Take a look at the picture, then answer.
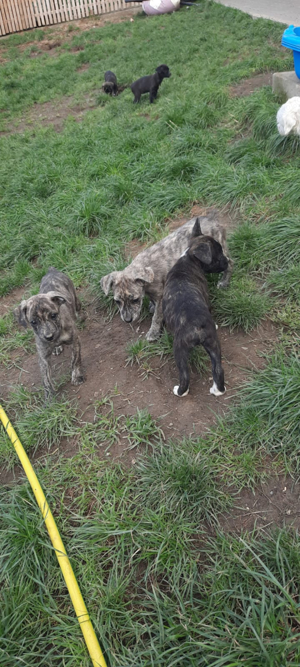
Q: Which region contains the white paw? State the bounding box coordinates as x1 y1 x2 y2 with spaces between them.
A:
217 280 228 289
146 330 159 342
173 385 189 397
71 371 84 385
210 382 226 397
53 345 63 356
215 323 218 330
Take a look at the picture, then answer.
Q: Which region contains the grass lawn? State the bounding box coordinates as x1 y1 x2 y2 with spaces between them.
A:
1 2 300 665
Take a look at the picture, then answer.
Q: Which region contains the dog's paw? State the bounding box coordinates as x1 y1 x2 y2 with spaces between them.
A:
215 323 218 330
146 329 160 342
209 382 226 397
71 372 85 386
173 385 189 397
53 345 63 356
217 280 229 289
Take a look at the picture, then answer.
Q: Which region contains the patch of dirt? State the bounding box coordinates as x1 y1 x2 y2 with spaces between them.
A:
70 45 84 52
1 94 99 134
221 475 300 532
40 40 62 50
49 7 139 35
230 72 273 98
0 8 140 53
0 82 128 135
0 289 278 465
77 63 90 72
0 285 27 318
15 39 63 59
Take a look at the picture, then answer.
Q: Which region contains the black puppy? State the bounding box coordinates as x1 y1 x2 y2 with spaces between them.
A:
130 64 171 104
102 70 118 96
162 220 228 398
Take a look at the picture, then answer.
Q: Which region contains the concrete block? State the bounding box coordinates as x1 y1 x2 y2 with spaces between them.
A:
272 71 300 100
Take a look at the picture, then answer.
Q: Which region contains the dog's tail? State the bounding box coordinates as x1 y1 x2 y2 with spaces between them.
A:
173 339 190 396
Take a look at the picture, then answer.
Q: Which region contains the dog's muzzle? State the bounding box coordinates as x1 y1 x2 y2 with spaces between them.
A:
122 311 133 323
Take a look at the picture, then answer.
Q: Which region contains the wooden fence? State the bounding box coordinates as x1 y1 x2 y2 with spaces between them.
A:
0 0 136 36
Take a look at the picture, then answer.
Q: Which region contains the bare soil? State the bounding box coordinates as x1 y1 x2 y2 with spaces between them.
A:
0 285 28 318
2 94 99 134
230 72 273 97
221 475 300 532
0 8 139 47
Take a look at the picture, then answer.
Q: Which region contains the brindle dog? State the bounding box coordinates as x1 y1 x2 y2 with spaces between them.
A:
100 212 233 341
162 220 228 398
102 70 118 96
15 268 84 401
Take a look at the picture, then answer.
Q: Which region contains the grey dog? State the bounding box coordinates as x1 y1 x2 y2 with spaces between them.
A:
15 267 84 401
100 212 233 341
163 220 228 398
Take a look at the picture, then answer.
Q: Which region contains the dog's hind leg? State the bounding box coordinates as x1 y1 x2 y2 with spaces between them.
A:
71 333 84 385
173 340 190 397
203 336 226 396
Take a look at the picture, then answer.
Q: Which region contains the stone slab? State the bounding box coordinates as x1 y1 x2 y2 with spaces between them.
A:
216 0 299 25
272 71 300 99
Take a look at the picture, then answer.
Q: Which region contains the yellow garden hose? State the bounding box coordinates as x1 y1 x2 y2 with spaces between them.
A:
0 404 108 667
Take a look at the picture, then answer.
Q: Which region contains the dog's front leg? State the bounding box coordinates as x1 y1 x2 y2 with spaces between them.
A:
217 256 234 289
217 239 233 289
149 86 158 103
71 333 84 385
146 299 163 341
37 345 54 401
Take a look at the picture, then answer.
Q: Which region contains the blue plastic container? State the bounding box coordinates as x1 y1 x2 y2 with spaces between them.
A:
282 25 300 80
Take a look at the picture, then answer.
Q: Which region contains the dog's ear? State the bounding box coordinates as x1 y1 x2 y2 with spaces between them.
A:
14 301 29 328
100 272 117 296
191 217 203 238
135 267 154 285
49 293 67 306
192 241 213 265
